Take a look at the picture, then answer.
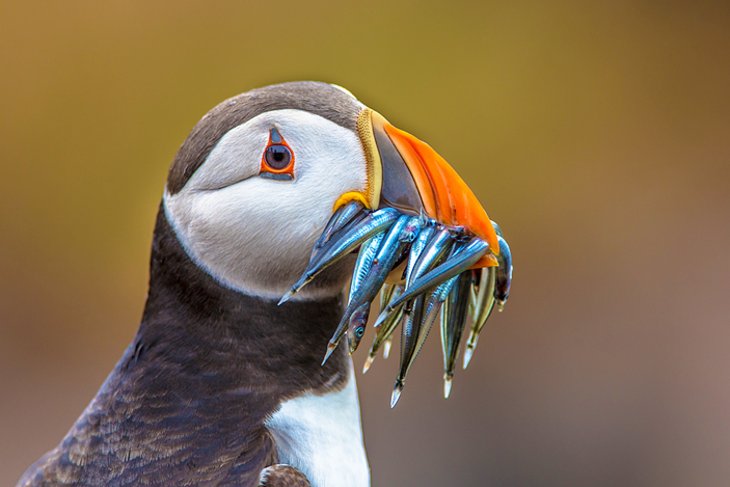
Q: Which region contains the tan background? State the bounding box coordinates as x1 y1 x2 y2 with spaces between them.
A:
1 1 729 485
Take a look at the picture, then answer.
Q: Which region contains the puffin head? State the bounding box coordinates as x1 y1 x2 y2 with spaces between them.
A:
164 81 498 300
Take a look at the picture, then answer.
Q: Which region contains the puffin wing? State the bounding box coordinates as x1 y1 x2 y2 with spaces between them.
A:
17 341 280 486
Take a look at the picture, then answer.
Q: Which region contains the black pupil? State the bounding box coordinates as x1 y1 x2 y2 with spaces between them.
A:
265 145 291 170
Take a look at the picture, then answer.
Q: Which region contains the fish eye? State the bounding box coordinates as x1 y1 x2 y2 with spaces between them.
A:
354 326 365 338
265 145 291 170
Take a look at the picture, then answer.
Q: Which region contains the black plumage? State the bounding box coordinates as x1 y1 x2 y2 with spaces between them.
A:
19 210 349 486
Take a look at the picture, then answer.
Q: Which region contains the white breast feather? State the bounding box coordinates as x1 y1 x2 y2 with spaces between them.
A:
265 365 370 487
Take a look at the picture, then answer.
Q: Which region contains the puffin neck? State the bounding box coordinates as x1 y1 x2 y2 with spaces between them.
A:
135 204 351 403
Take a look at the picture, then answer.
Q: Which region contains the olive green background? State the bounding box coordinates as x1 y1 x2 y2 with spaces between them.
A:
2 1 729 485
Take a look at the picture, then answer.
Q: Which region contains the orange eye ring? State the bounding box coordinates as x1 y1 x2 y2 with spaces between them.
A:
260 127 295 180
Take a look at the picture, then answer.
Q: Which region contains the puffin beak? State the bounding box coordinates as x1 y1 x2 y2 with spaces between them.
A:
283 104 513 402
354 108 499 266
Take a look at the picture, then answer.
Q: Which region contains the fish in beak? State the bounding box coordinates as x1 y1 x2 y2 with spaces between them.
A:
280 107 513 407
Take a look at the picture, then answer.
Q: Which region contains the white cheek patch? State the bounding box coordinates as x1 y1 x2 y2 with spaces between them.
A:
165 109 368 299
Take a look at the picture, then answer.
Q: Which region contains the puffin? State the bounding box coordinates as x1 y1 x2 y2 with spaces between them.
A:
18 81 508 487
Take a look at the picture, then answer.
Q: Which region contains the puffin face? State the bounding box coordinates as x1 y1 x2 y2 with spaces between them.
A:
164 81 497 300
165 106 368 299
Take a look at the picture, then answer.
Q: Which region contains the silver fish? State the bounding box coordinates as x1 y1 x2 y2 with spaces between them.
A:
347 302 370 354
495 234 512 311
404 222 436 285
343 233 385 353
381 282 396 304
322 215 415 363
399 215 424 244
349 234 386 304
310 200 365 263
322 233 383 359
374 283 399 363
386 237 490 311
440 272 471 398
279 207 400 304
372 225 451 328
390 294 426 408
407 226 452 287
392 273 459 404
372 298 406 330
424 274 460 328
363 285 405 373
349 215 419 307
463 266 497 369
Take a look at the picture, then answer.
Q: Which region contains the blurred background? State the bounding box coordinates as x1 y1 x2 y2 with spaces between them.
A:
1 1 729 485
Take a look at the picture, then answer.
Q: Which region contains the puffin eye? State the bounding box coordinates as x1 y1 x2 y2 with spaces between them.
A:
265 145 292 170
260 127 295 180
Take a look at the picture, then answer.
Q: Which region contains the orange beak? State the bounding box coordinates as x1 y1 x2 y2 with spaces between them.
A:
356 108 499 267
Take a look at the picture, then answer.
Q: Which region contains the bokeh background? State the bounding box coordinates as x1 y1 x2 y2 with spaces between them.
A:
2 1 729 485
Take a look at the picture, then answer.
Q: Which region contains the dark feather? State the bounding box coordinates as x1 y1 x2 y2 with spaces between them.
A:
18 207 341 486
